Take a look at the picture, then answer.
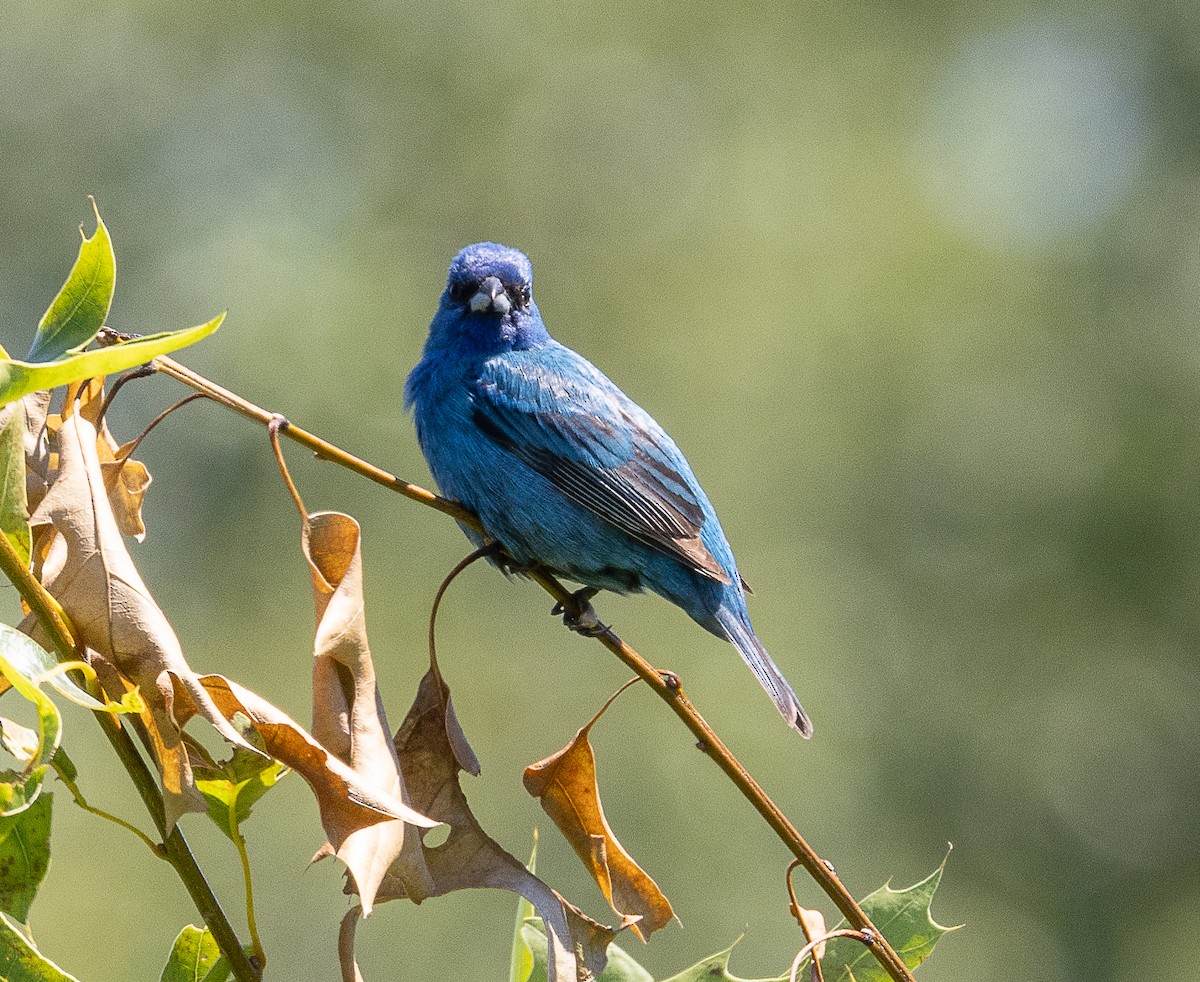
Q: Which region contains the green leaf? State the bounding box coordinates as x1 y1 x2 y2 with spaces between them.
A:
815 858 959 982
0 719 40 766
26 202 115 364
192 747 287 843
521 919 652 982
0 913 81 981
159 925 230 982
0 639 63 811
0 794 51 923
507 833 539 982
0 315 223 409
659 938 785 982
661 859 957 982
0 404 30 566
0 624 140 723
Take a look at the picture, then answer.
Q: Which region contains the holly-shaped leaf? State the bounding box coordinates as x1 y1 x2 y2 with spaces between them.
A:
816 859 959 981
658 939 786 982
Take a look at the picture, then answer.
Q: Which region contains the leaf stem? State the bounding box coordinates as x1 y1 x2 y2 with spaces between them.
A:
148 354 918 982
50 753 165 857
0 530 262 982
230 819 266 969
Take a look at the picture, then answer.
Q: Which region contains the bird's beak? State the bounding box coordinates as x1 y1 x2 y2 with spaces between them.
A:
470 276 512 315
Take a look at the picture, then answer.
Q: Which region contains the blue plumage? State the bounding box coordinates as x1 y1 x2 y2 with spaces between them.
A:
405 243 812 737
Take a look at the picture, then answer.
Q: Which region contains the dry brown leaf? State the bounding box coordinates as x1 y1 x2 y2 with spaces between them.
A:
797 905 828 971
20 390 52 516
305 510 430 914
21 408 257 829
524 704 675 941
66 377 151 540
188 674 438 839
346 659 623 982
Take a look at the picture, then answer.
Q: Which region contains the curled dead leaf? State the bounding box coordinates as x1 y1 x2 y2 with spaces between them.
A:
339 659 622 982
305 510 430 914
22 408 256 829
65 377 151 540
524 696 675 941
186 674 437 840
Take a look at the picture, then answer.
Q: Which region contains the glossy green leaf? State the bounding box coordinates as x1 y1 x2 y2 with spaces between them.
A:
0 315 223 409
0 719 40 766
159 925 230 982
0 794 51 923
520 919 652 982
0 638 63 810
26 202 115 364
0 403 30 566
0 624 142 716
817 859 959 982
507 834 539 982
192 746 288 843
0 913 81 982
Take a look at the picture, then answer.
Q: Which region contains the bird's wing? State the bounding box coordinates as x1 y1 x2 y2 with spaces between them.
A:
470 348 731 584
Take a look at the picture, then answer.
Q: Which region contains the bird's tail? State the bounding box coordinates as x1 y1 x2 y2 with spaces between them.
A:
716 607 813 738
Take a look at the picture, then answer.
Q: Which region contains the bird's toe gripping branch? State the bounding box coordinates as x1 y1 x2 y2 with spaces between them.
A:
551 588 609 637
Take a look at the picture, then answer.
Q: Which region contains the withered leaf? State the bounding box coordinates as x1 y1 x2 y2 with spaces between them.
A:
524 704 675 941
350 659 625 982
188 674 437 845
22 409 256 829
305 510 429 914
65 377 151 540
21 389 52 516
795 906 828 981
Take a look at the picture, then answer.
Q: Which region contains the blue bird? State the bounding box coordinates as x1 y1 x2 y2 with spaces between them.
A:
405 243 812 737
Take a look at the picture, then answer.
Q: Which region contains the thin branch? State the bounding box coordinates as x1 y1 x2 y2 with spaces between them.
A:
145 351 918 982
0 531 261 982
789 929 876 982
787 859 826 982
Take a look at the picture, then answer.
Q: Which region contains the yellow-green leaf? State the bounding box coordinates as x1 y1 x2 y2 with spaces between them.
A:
0 316 223 409
159 925 231 982
0 912 81 981
0 404 30 565
0 794 51 922
26 201 115 364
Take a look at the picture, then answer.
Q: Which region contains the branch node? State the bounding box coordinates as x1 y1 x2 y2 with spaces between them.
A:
659 670 681 691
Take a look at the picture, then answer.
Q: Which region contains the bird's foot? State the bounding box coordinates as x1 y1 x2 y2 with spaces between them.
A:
497 554 541 577
551 588 609 636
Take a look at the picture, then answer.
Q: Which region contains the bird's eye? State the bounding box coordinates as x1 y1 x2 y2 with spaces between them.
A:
516 285 531 307
447 280 473 304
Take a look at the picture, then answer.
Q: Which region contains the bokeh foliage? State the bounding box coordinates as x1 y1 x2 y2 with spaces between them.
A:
1 2 1196 980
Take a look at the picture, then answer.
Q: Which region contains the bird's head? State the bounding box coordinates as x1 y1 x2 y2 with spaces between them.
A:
429 242 548 353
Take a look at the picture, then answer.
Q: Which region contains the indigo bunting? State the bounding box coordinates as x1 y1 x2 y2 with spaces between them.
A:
406 243 812 737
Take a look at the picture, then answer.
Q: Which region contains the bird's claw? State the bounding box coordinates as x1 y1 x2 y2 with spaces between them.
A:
552 589 608 636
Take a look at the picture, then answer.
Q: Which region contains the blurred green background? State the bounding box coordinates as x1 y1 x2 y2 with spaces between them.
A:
2 2 1197 980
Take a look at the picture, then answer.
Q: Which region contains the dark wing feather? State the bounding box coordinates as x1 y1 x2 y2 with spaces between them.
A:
471 351 730 584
